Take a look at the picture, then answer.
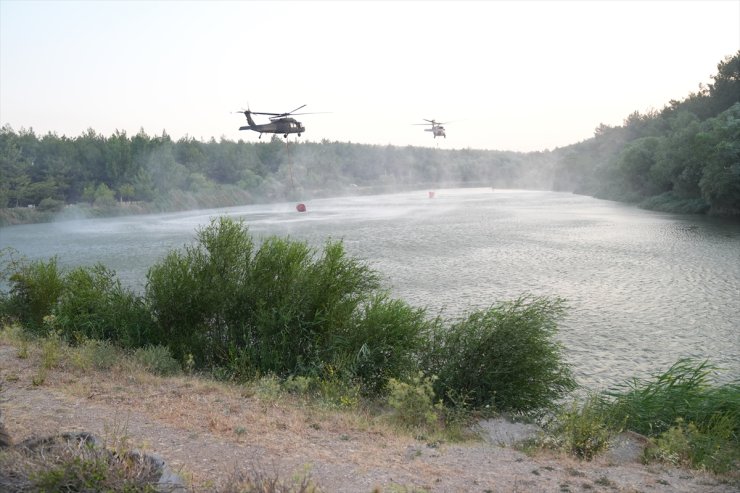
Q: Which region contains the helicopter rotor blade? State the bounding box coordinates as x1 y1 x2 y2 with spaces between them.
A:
290 111 330 116
286 104 307 115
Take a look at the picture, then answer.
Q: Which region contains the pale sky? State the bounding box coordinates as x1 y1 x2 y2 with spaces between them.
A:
1 0 738 152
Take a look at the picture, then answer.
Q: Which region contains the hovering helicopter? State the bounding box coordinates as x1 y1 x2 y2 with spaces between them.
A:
237 104 311 138
414 119 449 138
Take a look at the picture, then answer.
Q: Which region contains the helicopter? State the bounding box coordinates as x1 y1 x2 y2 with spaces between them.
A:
237 104 310 138
414 119 449 138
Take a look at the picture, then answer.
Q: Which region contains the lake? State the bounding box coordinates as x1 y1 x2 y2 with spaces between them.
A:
2 188 739 389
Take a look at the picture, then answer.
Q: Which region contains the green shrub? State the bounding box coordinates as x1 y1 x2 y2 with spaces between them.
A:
132 345 181 376
421 295 576 413
243 236 381 377
6 256 65 333
594 358 740 473
387 372 441 430
549 395 614 460
639 191 710 214
53 264 152 346
1 251 151 347
145 216 256 366
145 217 386 381
70 339 120 371
334 294 431 395
645 416 739 474
37 197 65 213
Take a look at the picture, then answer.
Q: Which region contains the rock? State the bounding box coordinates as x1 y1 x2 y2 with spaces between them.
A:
605 430 650 465
475 417 541 447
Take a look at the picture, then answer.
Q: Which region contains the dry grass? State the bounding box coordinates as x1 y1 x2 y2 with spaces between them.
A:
0 334 417 485
2 331 737 492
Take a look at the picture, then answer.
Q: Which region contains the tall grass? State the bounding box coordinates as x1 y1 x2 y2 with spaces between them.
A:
544 359 740 472
598 358 739 473
602 359 739 437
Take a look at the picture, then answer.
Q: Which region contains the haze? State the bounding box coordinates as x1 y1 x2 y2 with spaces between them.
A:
1 0 738 152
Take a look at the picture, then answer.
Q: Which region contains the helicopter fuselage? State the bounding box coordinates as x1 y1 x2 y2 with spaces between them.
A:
425 126 446 138
239 111 305 138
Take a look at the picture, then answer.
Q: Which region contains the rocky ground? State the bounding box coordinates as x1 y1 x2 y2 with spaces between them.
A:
0 343 736 492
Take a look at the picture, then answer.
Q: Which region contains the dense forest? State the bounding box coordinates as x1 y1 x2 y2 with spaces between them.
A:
553 51 740 216
0 125 555 225
1 52 738 224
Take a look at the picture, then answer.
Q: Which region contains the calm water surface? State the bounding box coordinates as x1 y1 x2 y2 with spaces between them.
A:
2 188 739 389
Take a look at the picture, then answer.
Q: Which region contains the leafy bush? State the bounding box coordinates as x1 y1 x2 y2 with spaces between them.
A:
5 256 65 333
37 197 65 212
1 252 151 347
334 294 431 395
70 339 119 371
567 358 740 472
639 191 710 214
548 395 614 460
145 216 256 367
132 345 181 376
644 415 739 474
421 295 576 413
52 264 152 346
145 217 395 384
387 372 441 430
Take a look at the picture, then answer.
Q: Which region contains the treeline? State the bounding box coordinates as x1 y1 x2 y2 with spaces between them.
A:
552 51 740 216
0 123 553 218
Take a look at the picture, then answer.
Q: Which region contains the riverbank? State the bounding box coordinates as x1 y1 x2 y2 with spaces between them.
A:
1 341 736 492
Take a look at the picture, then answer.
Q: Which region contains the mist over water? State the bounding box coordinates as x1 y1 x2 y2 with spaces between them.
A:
2 188 739 389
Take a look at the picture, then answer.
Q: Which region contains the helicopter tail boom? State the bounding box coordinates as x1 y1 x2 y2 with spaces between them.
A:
242 110 257 128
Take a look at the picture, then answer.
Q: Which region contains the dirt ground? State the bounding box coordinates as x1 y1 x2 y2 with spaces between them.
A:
0 343 736 493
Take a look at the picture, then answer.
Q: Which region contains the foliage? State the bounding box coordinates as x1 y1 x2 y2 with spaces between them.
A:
552 51 740 217
1 253 152 347
421 295 576 413
698 103 740 215
37 197 65 212
5 256 65 332
387 372 441 430
600 359 739 438
644 416 739 474
70 338 119 371
145 216 428 392
638 191 709 215
538 359 739 471
132 345 181 376
0 123 549 225
52 263 153 346
547 395 615 460
335 294 431 395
